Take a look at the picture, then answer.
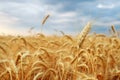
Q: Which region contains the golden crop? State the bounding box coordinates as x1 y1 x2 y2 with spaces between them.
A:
0 23 120 80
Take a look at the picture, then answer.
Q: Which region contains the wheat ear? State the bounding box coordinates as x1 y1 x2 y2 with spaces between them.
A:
111 25 118 37
42 14 50 25
77 22 91 48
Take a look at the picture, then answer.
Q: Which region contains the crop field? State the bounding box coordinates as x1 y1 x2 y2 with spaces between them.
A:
0 23 120 80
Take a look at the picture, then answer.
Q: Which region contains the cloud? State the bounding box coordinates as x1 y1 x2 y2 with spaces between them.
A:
0 0 120 35
50 11 77 24
97 4 115 9
0 12 17 29
94 20 120 27
0 12 27 35
57 12 77 18
0 12 19 24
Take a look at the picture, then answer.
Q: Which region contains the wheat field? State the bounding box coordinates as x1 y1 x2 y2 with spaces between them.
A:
0 23 120 80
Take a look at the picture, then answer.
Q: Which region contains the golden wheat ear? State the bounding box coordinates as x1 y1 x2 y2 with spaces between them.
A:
42 14 50 26
111 25 118 37
41 14 50 33
77 22 92 48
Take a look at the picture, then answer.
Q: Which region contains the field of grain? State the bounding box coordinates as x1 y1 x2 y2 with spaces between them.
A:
0 23 120 80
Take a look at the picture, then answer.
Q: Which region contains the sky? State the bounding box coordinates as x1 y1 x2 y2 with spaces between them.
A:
0 0 120 35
